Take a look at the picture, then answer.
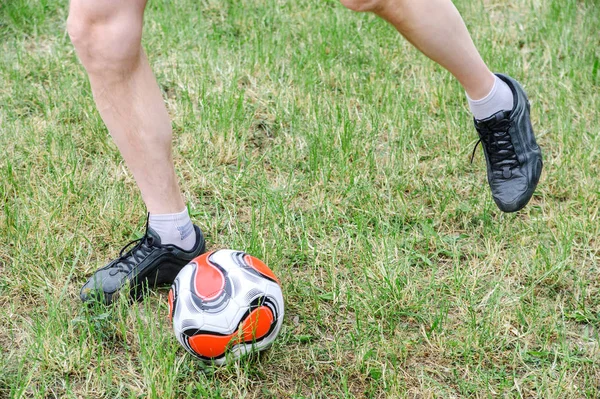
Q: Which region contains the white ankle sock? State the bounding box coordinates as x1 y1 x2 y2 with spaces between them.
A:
149 208 196 251
467 75 514 120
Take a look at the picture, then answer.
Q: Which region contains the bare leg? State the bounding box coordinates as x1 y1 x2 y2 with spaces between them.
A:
340 0 495 100
340 0 542 214
67 0 184 214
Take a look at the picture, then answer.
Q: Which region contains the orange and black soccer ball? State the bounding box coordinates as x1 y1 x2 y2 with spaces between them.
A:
168 250 284 365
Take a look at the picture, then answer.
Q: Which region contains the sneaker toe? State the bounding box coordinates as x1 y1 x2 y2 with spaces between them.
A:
80 269 126 304
491 173 532 212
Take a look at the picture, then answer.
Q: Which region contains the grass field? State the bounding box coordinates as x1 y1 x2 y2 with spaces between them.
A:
1 0 600 397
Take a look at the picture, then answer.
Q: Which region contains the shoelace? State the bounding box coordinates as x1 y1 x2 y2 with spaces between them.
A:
108 215 155 276
471 115 519 179
108 236 155 275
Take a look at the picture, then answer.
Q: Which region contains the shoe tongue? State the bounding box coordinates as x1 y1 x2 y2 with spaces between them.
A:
146 227 163 246
476 110 511 126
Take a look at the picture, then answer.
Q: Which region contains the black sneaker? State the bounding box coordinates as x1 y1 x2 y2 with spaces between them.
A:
472 73 543 213
80 221 206 304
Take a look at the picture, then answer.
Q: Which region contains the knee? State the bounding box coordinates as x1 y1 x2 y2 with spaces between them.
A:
67 2 143 76
339 0 388 13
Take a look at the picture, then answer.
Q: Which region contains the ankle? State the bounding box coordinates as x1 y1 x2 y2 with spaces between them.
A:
467 74 514 120
148 208 197 251
464 72 496 101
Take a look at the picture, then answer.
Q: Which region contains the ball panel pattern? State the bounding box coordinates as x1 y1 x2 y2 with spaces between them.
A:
168 288 175 322
188 252 233 314
187 304 274 359
192 252 226 301
243 254 280 285
170 249 284 364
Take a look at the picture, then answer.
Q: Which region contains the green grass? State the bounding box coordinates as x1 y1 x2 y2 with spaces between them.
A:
1 0 600 397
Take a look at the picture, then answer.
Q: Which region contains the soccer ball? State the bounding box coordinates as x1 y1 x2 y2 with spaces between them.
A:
168 249 284 365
